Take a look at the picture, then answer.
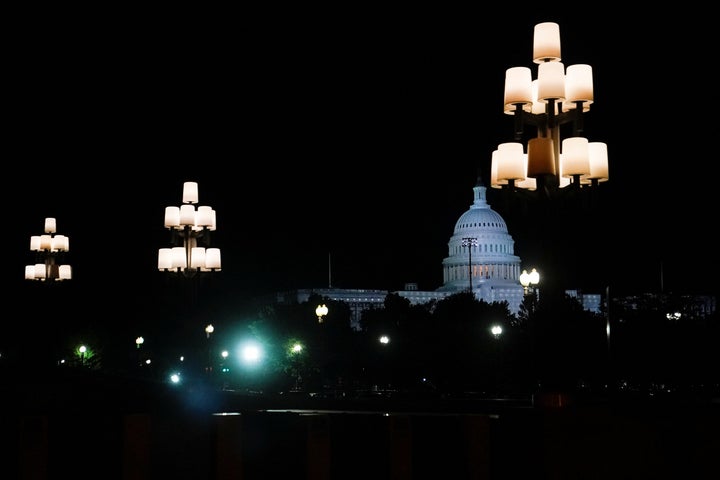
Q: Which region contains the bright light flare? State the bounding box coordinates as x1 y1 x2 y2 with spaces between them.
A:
240 342 263 364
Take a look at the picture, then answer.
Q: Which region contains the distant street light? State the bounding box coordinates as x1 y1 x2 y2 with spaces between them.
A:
78 345 87 367
135 337 145 368
289 341 304 391
205 324 215 374
241 343 262 364
491 325 503 338
220 350 230 375
316 304 328 323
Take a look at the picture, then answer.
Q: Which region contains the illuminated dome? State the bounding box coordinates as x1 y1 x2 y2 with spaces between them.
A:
453 199 509 236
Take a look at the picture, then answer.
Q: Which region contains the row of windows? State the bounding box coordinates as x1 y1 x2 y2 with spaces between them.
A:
458 222 503 229
453 242 512 255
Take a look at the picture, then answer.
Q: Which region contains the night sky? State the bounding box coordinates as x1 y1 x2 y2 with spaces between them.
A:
8 9 719 331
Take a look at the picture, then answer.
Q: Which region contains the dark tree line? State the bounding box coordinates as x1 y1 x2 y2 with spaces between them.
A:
201 290 611 396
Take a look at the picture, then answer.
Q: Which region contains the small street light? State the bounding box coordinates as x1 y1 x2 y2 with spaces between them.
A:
316 304 328 323
289 342 304 391
78 345 87 367
220 350 230 374
205 324 215 374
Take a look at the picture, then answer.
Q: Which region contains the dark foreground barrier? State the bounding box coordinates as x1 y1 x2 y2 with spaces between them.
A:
5 402 720 480
2 370 719 479
6 410 492 480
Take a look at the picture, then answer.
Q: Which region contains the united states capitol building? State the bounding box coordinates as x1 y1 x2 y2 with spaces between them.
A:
272 174 602 330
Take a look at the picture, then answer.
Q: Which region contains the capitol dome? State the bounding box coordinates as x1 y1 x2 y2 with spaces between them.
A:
438 175 524 313
454 203 509 237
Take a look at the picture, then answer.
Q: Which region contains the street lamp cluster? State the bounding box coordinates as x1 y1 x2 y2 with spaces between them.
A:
158 181 222 277
519 268 540 294
25 217 72 282
491 22 608 197
24 182 224 284
520 267 540 307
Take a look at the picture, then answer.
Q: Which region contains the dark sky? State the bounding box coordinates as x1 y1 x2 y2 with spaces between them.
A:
8 9 719 328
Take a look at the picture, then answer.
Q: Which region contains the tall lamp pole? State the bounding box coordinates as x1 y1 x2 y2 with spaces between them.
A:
520 268 541 311
461 237 478 293
205 324 214 375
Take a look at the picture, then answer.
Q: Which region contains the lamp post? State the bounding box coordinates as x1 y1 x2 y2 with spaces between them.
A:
520 268 541 312
289 342 304 391
135 336 144 368
25 217 72 282
205 324 214 375
461 237 478 293
491 22 609 198
78 345 87 367
158 182 221 377
520 268 540 294
158 181 222 277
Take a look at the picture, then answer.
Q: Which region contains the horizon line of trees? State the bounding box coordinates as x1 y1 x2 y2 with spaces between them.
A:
5 289 718 397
